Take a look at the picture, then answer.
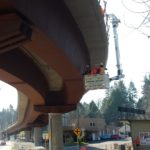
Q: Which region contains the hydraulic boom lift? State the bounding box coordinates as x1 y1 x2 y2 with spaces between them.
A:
84 13 124 91
107 14 125 81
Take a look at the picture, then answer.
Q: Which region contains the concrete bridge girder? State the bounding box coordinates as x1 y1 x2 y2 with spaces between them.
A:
0 0 108 134
11 0 90 71
0 1 86 109
64 0 108 67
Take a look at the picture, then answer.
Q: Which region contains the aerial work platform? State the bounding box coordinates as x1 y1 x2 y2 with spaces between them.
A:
84 74 110 91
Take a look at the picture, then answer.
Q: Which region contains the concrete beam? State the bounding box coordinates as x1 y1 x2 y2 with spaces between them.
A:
34 104 76 113
0 13 32 53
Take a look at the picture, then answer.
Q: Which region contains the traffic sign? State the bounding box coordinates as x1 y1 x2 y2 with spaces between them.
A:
73 128 81 136
118 106 145 114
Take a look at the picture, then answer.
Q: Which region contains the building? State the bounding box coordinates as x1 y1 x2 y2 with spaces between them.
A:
63 115 106 142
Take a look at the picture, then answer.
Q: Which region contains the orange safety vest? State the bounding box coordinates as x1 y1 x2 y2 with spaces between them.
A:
134 136 140 145
81 146 87 150
91 67 99 75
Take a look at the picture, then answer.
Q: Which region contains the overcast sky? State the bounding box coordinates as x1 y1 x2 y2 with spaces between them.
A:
81 0 150 103
106 0 150 95
0 81 18 110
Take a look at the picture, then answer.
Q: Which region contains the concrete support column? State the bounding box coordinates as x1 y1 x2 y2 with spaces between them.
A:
34 127 43 146
25 130 31 142
48 113 63 150
14 134 17 140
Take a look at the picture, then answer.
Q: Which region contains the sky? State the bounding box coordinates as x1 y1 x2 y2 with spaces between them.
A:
81 0 150 103
106 0 150 95
0 0 150 109
0 81 18 110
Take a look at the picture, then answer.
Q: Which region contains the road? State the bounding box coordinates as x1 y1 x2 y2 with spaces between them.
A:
0 138 132 150
65 138 133 150
0 141 13 150
87 139 133 150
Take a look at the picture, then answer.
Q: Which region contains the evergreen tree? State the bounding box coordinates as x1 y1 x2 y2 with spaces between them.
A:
80 102 89 117
87 101 100 118
128 81 137 108
138 74 150 112
0 106 17 131
102 80 128 124
100 93 110 114
136 97 145 109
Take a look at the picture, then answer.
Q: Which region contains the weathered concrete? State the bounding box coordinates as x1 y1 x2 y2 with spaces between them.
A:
34 127 43 146
48 113 63 150
25 130 32 142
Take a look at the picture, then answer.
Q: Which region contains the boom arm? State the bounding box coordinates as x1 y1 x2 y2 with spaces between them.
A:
107 14 125 81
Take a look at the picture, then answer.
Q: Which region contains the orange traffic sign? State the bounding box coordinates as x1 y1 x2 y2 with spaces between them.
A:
74 128 81 136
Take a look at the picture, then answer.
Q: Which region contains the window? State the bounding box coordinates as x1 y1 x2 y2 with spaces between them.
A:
90 122 95 127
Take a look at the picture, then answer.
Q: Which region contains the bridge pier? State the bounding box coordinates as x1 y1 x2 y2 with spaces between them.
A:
34 127 43 146
25 130 32 142
48 113 63 150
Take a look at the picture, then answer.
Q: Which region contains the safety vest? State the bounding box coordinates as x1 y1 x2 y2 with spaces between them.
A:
134 136 140 145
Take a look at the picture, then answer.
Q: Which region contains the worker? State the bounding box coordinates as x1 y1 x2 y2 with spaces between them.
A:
100 62 107 75
91 64 100 75
99 62 104 75
134 136 140 150
83 65 91 75
81 146 87 150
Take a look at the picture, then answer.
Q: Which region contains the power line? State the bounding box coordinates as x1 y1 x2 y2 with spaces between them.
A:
131 0 150 4
121 0 150 13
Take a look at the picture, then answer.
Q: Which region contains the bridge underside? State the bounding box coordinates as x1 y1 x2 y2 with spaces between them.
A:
0 0 108 134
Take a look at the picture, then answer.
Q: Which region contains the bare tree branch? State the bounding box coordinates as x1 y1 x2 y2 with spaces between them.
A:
121 0 150 13
131 0 150 4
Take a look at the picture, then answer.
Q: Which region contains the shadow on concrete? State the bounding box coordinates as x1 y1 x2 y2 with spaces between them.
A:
86 146 105 150
64 146 104 150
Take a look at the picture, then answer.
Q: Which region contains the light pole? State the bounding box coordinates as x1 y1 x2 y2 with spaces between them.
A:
48 113 52 150
76 103 81 150
77 103 79 128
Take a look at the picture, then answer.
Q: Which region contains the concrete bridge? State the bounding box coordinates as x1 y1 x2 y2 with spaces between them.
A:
0 0 108 149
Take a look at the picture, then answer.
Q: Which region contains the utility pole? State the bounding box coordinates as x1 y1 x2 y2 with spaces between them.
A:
77 103 79 128
76 103 81 150
48 113 52 150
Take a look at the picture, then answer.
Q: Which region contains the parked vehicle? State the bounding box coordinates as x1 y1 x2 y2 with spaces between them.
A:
100 134 111 140
119 134 128 139
111 134 121 140
0 140 6 145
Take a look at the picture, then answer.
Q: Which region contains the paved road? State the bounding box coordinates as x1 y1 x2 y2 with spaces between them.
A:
0 141 13 150
65 138 133 150
0 145 11 150
65 146 102 150
87 139 133 150
3 138 132 150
